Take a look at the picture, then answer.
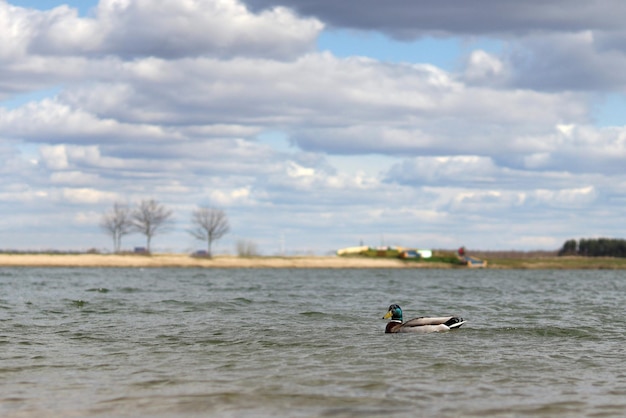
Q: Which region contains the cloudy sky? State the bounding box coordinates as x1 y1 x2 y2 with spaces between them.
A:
1 0 625 254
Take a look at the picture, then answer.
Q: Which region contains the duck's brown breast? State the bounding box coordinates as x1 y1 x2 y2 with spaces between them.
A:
385 321 402 333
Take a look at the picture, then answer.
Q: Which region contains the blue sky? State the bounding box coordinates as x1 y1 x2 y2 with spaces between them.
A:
13 0 92 14
1 0 626 254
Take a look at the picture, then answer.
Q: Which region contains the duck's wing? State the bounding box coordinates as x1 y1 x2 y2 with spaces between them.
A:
400 316 466 331
403 316 459 326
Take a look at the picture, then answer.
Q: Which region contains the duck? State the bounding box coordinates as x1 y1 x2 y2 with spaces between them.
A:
383 304 466 333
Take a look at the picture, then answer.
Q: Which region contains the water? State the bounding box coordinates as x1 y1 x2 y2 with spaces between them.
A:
1 268 625 417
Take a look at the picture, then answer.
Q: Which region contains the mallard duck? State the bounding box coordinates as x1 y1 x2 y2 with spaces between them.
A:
383 304 466 333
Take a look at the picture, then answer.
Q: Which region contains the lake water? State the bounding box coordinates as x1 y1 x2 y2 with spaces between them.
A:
1 267 625 417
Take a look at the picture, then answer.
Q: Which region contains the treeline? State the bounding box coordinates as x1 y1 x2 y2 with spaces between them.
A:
558 238 626 257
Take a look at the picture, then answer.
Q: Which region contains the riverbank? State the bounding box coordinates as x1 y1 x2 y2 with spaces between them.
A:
486 255 626 269
1 253 626 269
0 253 433 269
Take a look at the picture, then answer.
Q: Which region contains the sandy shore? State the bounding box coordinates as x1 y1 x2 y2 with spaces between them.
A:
3 253 623 269
0 253 450 269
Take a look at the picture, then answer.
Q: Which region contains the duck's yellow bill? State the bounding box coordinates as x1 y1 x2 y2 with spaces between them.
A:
383 310 393 319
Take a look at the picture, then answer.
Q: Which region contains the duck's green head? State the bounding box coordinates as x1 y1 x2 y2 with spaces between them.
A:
383 304 403 321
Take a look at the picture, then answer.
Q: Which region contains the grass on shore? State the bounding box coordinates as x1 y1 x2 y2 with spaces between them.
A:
2 250 626 269
485 256 626 269
397 249 626 269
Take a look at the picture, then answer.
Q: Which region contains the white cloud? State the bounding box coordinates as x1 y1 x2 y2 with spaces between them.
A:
0 98 173 144
103 0 322 59
39 144 69 170
2 0 626 252
556 124 575 137
387 156 499 185
209 187 254 206
74 210 102 226
0 187 49 203
62 187 118 204
0 0 322 60
464 50 508 85
50 171 101 185
286 161 315 178
523 153 552 169
531 186 597 207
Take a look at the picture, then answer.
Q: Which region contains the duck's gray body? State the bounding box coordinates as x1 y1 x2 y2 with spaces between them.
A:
383 305 466 333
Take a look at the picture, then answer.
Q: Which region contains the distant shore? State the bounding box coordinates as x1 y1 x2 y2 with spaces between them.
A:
0 253 425 269
1 253 626 269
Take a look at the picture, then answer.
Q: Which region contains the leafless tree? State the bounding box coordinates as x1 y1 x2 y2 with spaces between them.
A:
189 206 230 257
131 199 174 253
100 202 133 253
236 239 259 257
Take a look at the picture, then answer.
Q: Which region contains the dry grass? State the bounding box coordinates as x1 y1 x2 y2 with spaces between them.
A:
0 253 425 269
0 253 625 269
466 250 559 259
486 256 626 269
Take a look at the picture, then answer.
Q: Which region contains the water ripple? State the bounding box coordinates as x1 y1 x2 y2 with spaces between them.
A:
0 268 624 417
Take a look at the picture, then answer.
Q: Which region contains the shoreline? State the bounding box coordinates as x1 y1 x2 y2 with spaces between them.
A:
0 254 432 269
0 253 626 269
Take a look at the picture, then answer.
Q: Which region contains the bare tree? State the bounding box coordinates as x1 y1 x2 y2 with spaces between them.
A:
236 239 259 257
189 206 230 257
100 202 133 253
131 199 174 253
